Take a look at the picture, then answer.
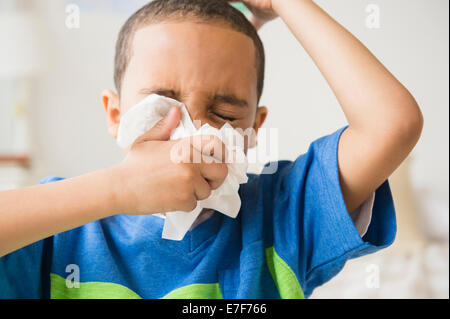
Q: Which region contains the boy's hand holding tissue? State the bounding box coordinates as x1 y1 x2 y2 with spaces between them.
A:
115 94 250 240
0 102 230 257
115 105 229 216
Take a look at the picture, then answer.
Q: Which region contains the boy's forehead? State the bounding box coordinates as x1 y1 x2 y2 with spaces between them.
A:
132 21 256 55
125 22 258 101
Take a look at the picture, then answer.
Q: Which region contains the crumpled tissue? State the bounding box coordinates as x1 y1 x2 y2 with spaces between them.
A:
117 94 248 240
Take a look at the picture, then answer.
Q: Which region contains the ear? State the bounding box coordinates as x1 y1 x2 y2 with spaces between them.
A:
102 89 121 139
253 106 268 134
248 106 267 148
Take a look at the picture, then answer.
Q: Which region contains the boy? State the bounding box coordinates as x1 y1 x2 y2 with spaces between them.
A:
0 0 423 298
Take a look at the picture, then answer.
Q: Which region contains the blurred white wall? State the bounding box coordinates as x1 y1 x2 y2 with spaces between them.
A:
8 0 448 298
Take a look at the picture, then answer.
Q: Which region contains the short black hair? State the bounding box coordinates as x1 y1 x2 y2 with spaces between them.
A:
114 0 265 102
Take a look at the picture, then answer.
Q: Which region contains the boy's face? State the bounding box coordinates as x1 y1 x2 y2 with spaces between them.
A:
103 22 267 149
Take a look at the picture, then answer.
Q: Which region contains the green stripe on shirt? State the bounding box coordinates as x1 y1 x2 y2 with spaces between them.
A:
265 246 305 299
50 273 142 299
51 247 303 299
50 273 223 299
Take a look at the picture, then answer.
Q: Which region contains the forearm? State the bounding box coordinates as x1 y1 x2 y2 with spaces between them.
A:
0 167 120 257
273 0 421 133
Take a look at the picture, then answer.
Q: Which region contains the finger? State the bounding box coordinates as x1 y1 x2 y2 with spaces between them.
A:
170 135 228 165
190 135 228 163
135 106 180 143
197 162 229 190
192 168 212 201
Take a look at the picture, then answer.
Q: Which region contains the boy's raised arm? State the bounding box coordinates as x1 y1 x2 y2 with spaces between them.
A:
238 0 423 212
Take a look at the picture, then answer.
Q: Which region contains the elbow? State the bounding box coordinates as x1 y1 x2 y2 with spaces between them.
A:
401 98 423 145
390 95 424 148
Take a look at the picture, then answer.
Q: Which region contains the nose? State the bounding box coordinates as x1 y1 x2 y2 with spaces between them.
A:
184 107 203 129
182 96 211 129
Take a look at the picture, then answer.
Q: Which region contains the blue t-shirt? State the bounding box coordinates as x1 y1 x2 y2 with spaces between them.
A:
0 126 396 299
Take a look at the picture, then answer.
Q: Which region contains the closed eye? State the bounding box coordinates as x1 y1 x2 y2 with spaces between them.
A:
213 113 237 122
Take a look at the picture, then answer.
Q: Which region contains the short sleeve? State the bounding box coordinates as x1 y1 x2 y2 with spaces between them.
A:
0 176 62 298
263 126 397 298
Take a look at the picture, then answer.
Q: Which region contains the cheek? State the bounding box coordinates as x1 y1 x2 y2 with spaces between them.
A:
239 108 258 129
118 92 139 114
117 88 148 117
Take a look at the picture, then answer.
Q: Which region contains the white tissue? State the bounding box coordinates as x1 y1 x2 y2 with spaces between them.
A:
117 94 248 240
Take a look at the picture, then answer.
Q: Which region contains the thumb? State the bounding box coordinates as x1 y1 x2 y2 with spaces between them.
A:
136 106 181 143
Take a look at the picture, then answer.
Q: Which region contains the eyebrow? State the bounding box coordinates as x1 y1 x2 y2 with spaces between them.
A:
139 88 249 108
213 94 248 108
139 88 177 98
